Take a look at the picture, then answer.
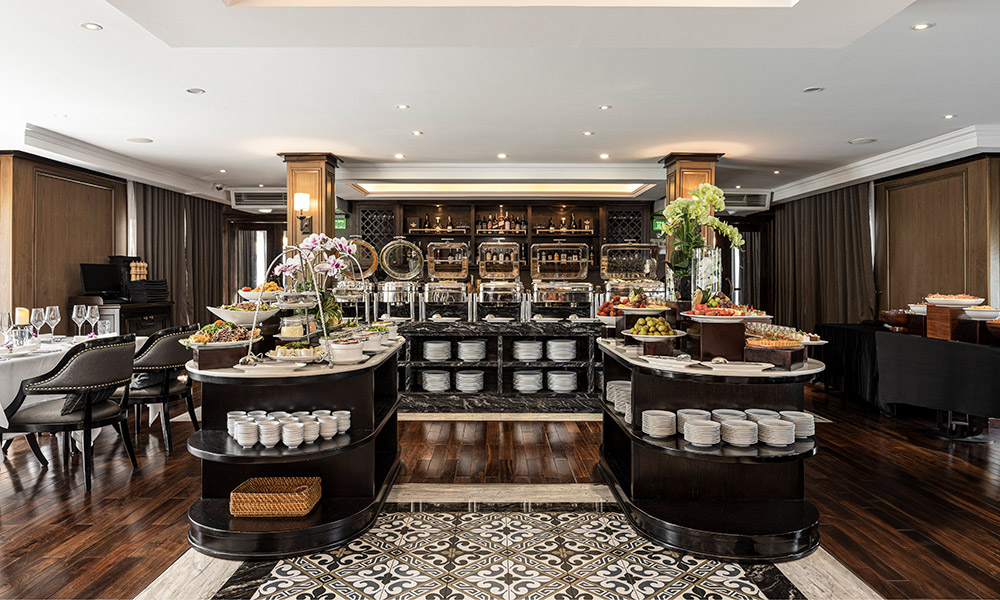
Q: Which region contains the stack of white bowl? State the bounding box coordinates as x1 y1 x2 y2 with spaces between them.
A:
546 370 577 393
247 410 267 419
282 422 305 448
513 340 543 361
458 339 487 361
456 370 485 392
257 420 281 448
641 410 676 438
757 419 796 447
684 419 721 447
676 409 711 433
607 381 631 414
421 370 451 392
721 420 758 446
317 415 339 439
513 370 543 393
234 420 259 448
423 340 452 361
779 411 815 438
745 408 780 423
228 412 251 437
268 411 291 419
299 416 320 443
334 410 352 433
711 409 746 423
546 339 577 362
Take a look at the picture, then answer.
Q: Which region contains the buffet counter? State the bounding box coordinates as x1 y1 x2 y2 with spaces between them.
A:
598 338 824 561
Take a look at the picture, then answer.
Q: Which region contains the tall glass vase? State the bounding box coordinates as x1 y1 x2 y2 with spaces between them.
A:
693 247 722 296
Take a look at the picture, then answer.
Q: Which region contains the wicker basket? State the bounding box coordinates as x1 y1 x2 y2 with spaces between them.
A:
229 477 321 518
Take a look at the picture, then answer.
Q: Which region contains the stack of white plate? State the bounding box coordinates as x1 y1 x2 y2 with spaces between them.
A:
458 339 487 361
745 408 780 423
257 420 281 448
684 420 721 447
677 408 711 433
234 420 259 449
456 370 485 392
779 411 816 438
607 381 632 414
423 340 452 361
513 340 544 361
421 370 451 392
721 420 758 446
711 409 746 423
546 339 577 362
513 370 544 393
547 370 577 393
334 410 351 433
642 410 676 438
317 415 339 439
282 422 305 448
758 419 796 446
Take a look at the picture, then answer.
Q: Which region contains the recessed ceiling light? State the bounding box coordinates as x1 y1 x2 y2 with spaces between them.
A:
219 169 227 173
802 86 825 93
598 105 612 110
411 130 423 136
80 22 103 31
583 131 594 136
258 184 265 187
848 137 878 145
911 22 934 31
53 113 68 118
943 114 957 119
126 137 153 144
186 88 206 95
773 170 780 174
497 153 508 159
600 153 610 160
259 208 273 214
396 104 410 110
735 185 742 189
394 153 405 159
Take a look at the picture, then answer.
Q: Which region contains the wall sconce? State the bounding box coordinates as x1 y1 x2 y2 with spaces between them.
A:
293 192 312 235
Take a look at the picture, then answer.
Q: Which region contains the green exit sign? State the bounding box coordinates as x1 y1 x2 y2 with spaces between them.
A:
652 216 666 233
334 215 347 230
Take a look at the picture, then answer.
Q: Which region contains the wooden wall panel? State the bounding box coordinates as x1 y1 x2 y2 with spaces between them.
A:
0 156 12 319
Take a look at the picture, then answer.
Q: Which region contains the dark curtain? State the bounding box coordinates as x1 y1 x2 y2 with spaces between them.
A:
767 183 876 331
135 182 225 326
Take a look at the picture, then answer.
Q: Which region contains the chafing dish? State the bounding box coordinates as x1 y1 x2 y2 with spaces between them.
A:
531 281 594 305
478 280 522 304
376 281 420 319
426 242 469 280
600 242 657 281
379 237 423 281
530 242 589 281
342 236 378 280
478 241 520 280
423 281 468 304
333 279 373 322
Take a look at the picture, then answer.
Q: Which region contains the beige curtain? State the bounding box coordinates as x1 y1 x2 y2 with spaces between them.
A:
768 183 876 331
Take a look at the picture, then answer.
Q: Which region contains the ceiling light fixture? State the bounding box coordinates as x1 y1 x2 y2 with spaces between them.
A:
394 153 405 159
259 208 273 214
598 105 612 110
258 184 265 187
126 137 153 144
396 104 410 110
53 113 68 118
773 170 781 174
943 114 957 119
848 137 878 145
802 86 825 93
219 169 227 173
599 153 610 159
583 131 594 136
411 130 423 136
80 22 103 31
497 153 508 159
735 185 742 189
186 88 206 95
911 22 934 31
350 182 653 199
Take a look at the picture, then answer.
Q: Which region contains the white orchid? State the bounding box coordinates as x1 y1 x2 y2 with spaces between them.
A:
660 184 743 277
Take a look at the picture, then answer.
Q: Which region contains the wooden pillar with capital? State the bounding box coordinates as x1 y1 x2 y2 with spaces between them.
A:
661 152 723 246
279 152 340 246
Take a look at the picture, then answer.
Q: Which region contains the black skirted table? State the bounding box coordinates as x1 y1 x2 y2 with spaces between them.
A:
813 323 881 408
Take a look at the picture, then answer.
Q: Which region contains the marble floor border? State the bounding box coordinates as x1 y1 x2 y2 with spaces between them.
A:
134 547 241 600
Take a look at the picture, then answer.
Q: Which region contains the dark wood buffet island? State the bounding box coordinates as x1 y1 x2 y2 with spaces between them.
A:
185 339 403 559
597 338 825 562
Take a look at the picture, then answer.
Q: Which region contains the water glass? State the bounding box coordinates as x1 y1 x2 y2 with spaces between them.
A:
45 306 61 336
97 320 112 336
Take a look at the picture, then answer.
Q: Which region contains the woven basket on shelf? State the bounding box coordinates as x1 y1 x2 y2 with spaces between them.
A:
229 477 321 518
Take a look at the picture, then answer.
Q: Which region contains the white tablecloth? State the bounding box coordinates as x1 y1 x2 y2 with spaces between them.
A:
0 337 148 447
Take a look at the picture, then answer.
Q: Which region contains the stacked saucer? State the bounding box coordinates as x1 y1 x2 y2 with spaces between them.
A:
642 410 676 438
456 370 485 393
721 420 758 447
423 340 452 361
779 411 816 438
745 408 780 423
513 370 543 393
513 340 543 361
546 370 577 393
333 410 352 433
684 419 721 447
421 370 450 392
257 420 281 448
711 409 746 423
234 420 259 449
282 422 304 448
757 419 796 447
676 408 711 434
317 415 339 439
458 339 487 361
607 381 632 414
546 339 577 362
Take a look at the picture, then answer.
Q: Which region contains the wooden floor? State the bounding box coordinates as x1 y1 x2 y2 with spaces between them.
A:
0 385 998 599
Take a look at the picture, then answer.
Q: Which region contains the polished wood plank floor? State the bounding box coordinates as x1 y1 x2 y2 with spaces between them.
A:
1 385 999 599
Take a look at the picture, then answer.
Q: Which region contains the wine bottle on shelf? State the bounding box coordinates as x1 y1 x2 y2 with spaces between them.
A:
547 216 554 231
447 216 454 231
476 215 482 231
570 213 577 230
423 213 430 229
560 217 567 231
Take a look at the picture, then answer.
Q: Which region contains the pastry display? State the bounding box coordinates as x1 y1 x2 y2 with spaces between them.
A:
275 341 322 357
745 337 803 349
745 322 819 342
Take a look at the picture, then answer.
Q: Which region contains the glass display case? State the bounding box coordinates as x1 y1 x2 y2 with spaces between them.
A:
604 279 666 303
426 242 470 281
529 242 590 281
379 237 423 281
478 280 523 305
600 242 657 281
531 281 594 305
478 241 520 280
342 236 378 280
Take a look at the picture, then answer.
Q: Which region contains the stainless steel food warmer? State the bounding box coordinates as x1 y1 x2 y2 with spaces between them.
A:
333 279 373 322
478 241 520 280
376 237 423 319
474 241 524 321
421 241 472 320
599 242 666 305
528 242 594 318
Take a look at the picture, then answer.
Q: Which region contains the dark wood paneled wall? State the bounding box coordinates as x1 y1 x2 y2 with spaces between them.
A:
0 152 127 333
875 157 999 311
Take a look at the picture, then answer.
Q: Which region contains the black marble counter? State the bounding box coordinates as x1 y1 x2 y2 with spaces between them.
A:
399 320 601 337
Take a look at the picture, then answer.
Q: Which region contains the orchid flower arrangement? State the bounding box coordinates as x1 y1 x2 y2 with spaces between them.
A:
661 183 744 278
273 233 358 290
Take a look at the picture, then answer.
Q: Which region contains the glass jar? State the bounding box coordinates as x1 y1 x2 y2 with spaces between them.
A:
280 316 305 338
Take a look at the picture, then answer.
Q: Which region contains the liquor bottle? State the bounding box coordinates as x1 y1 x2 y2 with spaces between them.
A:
560 217 567 231
423 213 430 229
547 216 554 231
447 216 454 231
476 215 482 231
570 213 577 230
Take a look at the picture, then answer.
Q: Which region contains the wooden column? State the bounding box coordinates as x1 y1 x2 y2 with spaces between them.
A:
661 152 723 247
279 152 340 246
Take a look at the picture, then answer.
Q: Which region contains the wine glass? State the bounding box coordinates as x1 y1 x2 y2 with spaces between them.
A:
72 305 87 336
30 308 45 338
87 306 101 335
2 312 12 344
45 306 60 337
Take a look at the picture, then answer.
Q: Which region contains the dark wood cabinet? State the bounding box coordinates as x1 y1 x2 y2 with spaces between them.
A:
69 297 173 336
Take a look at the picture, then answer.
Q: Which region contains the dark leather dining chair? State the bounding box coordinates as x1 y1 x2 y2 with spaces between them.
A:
113 324 199 453
0 335 138 491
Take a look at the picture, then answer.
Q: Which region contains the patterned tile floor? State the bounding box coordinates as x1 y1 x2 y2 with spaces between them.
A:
245 511 800 600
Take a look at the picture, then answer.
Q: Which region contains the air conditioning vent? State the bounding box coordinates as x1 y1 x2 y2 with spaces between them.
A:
229 187 287 213
720 190 771 214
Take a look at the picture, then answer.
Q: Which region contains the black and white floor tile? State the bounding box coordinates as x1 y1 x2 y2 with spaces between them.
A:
217 510 802 600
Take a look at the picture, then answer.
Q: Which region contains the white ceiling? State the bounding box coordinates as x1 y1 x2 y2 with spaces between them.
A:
1 0 997 200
